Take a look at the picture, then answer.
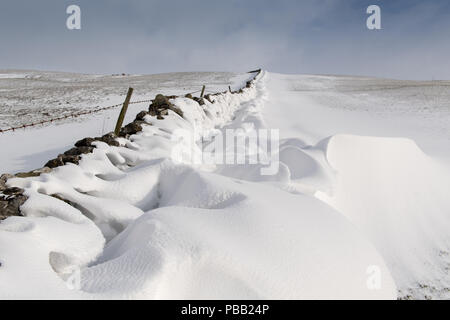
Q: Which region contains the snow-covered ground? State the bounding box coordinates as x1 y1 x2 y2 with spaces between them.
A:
1 71 449 299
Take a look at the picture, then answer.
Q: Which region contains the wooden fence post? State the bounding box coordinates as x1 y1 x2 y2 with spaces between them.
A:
114 87 134 136
200 85 206 98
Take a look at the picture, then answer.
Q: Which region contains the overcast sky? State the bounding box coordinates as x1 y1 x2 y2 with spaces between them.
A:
0 0 449 79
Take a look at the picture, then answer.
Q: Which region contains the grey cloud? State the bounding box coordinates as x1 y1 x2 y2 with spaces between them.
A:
0 0 449 79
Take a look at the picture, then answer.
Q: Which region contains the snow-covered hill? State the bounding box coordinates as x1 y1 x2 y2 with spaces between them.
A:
0 71 251 173
1 71 449 299
0 70 249 129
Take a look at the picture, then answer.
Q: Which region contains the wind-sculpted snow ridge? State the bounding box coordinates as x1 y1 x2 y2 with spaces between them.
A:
257 72 450 299
316 135 450 299
0 71 399 299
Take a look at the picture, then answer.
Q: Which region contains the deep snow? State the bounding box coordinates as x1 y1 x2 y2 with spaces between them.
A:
262 73 450 299
1 71 449 299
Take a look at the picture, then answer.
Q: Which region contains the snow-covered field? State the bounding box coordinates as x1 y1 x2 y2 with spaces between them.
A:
1 70 449 299
0 70 250 173
0 69 248 130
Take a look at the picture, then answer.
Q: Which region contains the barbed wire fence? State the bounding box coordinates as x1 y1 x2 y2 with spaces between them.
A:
0 69 261 134
0 99 153 134
0 89 208 134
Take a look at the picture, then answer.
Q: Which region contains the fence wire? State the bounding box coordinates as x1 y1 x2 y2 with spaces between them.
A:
1 69 261 134
0 99 154 134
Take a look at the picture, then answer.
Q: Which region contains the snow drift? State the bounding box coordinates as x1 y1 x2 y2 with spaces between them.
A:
1 70 449 299
316 134 450 298
0 71 399 299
